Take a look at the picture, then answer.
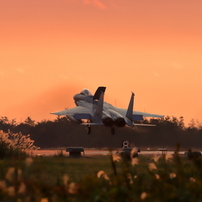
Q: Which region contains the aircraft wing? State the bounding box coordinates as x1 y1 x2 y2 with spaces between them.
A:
133 111 164 118
51 89 106 125
113 107 163 119
51 104 93 120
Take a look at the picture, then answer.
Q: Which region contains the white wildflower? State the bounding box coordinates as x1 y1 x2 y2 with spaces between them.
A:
7 186 15 196
0 180 7 190
155 174 160 180
18 182 26 194
165 153 173 161
68 182 77 194
97 170 110 181
134 175 138 179
97 170 105 178
148 163 157 171
189 177 196 182
170 172 176 179
5 167 15 182
140 192 147 200
63 174 69 186
41 198 49 202
18 169 22 181
25 157 33 167
127 173 133 184
130 147 138 159
153 155 161 162
131 158 139 166
112 153 121 162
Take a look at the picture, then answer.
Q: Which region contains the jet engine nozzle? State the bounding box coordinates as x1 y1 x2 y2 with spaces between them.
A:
102 117 114 127
114 117 125 127
108 109 125 127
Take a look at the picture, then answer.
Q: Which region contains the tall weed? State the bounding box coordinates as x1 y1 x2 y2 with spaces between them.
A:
0 149 202 201
0 130 39 159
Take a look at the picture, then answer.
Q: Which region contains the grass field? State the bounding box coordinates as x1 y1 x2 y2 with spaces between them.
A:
26 155 115 182
1 151 202 201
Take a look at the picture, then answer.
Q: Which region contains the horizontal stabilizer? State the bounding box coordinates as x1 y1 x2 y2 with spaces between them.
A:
140 112 164 118
132 115 144 121
74 114 92 120
81 123 103 126
134 123 156 127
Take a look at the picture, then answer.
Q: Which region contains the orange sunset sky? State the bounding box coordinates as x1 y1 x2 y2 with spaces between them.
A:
0 0 202 125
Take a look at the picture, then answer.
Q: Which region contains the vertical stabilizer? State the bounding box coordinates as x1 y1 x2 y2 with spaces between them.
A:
126 92 135 121
92 91 104 123
93 86 106 101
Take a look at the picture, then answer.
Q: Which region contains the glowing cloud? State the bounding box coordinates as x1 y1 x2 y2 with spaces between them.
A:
83 0 106 9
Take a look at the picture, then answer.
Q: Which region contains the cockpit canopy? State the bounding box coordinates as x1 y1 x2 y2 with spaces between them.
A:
80 89 93 96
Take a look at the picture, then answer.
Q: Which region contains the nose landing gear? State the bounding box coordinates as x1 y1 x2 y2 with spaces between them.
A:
86 125 91 134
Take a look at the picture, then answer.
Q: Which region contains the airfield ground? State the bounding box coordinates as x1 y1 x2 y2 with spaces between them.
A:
31 148 187 157
1 149 202 201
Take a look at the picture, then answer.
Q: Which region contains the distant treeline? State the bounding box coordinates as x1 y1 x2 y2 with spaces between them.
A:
0 116 202 150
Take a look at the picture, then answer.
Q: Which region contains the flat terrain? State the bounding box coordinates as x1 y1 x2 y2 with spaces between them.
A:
31 149 188 157
1 151 202 201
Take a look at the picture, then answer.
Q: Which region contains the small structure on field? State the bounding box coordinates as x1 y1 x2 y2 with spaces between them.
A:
66 147 85 157
158 148 167 155
184 150 201 160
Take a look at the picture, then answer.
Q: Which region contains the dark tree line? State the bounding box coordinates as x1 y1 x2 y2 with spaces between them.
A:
0 116 202 150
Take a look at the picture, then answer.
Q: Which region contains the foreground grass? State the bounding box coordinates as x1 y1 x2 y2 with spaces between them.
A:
1 152 202 201
25 155 115 182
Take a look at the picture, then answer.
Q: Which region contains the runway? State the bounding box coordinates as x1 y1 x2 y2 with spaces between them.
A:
30 149 187 157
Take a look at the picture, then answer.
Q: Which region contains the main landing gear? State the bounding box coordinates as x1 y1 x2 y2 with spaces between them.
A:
111 127 115 135
86 125 115 135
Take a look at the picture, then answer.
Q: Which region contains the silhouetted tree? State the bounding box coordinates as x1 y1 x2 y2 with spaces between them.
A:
0 115 202 149
24 117 35 126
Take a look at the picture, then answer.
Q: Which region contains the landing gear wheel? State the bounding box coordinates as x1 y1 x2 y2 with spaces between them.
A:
86 125 91 135
111 127 115 135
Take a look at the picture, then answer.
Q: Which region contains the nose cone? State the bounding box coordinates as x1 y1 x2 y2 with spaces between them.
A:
73 93 93 104
73 93 82 102
73 94 82 106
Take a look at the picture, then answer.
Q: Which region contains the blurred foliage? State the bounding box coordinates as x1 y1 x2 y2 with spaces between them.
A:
0 116 202 149
0 130 39 159
0 151 202 201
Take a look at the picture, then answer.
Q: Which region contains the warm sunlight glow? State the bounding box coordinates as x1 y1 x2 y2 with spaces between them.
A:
0 0 202 125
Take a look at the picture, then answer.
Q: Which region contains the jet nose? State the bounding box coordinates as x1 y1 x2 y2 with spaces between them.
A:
73 93 93 104
73 93 82 101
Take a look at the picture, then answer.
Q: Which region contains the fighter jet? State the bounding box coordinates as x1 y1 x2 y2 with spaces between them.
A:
51 86 163 134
